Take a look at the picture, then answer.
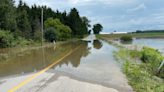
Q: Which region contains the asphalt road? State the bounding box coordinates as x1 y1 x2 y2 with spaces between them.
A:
0 34 133 92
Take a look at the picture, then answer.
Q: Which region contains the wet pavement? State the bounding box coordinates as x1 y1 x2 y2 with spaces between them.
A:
0 35 133 92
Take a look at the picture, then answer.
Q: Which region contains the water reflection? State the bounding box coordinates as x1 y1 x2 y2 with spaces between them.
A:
52 41 91 68
92 40 103 49
120 40 133 44
0 41 90 77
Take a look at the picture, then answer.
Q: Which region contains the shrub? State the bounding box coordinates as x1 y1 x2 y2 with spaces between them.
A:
44 27 59 42
0 30 14 48
120 35 132 41
141 46 164 75
13 29 22 38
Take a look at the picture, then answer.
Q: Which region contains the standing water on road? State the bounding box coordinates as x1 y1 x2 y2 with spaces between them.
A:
0 40 133 92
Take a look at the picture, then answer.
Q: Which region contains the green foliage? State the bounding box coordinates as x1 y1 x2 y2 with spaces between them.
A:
141 46 164 74
95 34 102 39
120 35 132 41
0 30 14 48
112 42 164 92
13 29 22 38
44 18 71 41
56 25 71 41
93 23 103 34
16 10 31 39
33 31 41 42
0 0 17 30
44 27 59 42
66 8 88 38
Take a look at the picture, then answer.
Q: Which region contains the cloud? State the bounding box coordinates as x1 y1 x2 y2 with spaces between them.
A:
127 3 146 12
121 15 125 19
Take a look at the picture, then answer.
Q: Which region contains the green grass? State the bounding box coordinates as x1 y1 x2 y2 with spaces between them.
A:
102 38 164 92
95 34 102 39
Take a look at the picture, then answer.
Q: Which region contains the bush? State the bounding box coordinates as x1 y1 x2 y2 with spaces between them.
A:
0 30 14 48
141 46 164 75
44 27 59 42
120 35 132 41
13 29 22 38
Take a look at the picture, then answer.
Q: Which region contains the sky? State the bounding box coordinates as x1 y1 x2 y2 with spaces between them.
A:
14 0 164 33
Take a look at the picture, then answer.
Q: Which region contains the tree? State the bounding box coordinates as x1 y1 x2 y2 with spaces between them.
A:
66 8 86 38
0 30 14 48
17 10 31 39
44 18 72 41
44 27 59 42
88 30 91 34
81 16 91 34
0 0 17 31
92 23 103 34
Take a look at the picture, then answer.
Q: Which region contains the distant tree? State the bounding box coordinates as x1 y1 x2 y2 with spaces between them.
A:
0 0 17 30
136 30 142 33
88 30 91 34
93 23 103 34
44 18 72 41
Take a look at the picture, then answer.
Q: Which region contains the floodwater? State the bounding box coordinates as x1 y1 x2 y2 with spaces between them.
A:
0 40 132 91
113 37 164 55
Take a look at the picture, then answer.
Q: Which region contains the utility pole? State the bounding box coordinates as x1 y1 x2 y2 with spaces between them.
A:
41 8 43 46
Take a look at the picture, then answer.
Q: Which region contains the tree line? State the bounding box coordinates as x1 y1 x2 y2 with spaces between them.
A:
0 0 103 48
134 30 164 33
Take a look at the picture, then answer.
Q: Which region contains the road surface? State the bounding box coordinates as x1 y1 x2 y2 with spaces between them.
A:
0 34 133 92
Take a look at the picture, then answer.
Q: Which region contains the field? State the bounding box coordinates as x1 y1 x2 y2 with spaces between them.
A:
100 33 164 40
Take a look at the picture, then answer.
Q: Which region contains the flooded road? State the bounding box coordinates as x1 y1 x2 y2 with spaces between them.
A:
0 35 133 92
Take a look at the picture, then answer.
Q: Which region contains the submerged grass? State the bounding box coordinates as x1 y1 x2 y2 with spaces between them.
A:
97 35 164 92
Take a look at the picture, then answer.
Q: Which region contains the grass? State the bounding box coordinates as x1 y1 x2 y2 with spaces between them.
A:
95 34 102 39
100 37 164 92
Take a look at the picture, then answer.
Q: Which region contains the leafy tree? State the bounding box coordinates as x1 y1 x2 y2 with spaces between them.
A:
44 27 59 42
66 8 86 38
0 0 17 30
81 16 91 34
44 18 71 41
0 30 14 48
93 23 103 34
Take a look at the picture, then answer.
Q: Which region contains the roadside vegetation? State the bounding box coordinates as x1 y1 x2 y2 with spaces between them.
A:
0 0 103 61
0 0 98 48
97 34 164 92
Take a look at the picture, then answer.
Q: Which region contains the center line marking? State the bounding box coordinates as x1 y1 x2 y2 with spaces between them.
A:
8 43 84 92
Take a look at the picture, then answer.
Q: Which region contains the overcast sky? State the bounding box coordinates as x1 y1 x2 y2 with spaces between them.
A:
15 0 164 33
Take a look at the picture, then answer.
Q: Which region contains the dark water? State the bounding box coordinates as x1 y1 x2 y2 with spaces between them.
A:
0 39 119 83
114 37 164 55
